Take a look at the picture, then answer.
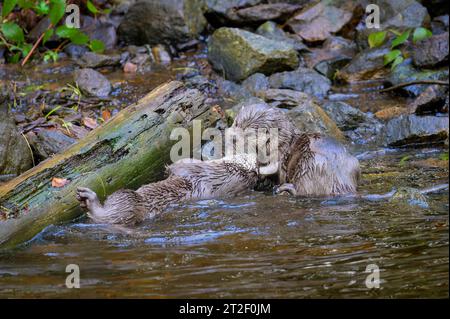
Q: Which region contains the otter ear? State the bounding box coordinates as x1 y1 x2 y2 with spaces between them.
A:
258 162 279 176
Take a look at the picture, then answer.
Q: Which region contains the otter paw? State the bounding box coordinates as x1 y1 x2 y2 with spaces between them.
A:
76 187 99 210
274 183 297 196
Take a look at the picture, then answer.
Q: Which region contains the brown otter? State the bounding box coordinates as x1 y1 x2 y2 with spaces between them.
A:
76 154 258 226
231 103 360 196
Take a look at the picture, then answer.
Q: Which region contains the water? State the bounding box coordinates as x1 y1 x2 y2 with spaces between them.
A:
0 149 448 298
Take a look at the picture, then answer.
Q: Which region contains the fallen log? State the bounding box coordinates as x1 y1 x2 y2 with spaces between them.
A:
0 81 222 249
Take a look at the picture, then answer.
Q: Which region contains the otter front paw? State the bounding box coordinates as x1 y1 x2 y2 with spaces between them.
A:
76 187 102 214
274 183 297 196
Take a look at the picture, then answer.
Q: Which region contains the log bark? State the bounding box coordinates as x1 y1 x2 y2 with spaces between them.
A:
0 81 222 249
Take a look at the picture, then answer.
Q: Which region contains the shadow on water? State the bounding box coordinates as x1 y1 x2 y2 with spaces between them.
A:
0 147 448 298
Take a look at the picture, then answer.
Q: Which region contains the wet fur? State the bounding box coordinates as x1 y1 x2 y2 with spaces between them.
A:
77 155 258 226
232 103 360 196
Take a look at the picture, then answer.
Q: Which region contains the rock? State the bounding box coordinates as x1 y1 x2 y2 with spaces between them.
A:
208 27 299 81
431 15 449 35
74 68 112 98
235 3 301 24
214 76 253 107
118 0 207 46
204 0 263 27
356 0 429 49
408 85 449 115
256 21 308 52
64 44 89 59
390 187 429 208
241 73 269 96
314 56 351 79
375 106 409 121
412 32 449 68
152 44 172 64
287 99 345 141
381 114 449 146
260 89 310 109
268 67 331 98
82 16 118 50
78 52 121 68
26 129 76 160
336 47 390 82
0 107 33 176
286 1 354 43
387 59 449 96
320 101 372 130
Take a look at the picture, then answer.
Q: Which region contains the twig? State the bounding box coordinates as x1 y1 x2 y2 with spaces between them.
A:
378 80 449 93
21 23 53 67
20 132 36 167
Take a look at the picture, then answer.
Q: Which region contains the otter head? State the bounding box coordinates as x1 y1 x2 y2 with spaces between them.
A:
227 103 300 178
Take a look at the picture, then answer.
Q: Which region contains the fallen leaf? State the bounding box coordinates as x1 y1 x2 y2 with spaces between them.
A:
102 109 111 122
51 177 70 188
83 117 98 130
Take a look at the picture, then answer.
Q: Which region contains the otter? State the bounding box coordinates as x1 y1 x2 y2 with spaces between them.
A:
76 154 258 226
231 103 360 196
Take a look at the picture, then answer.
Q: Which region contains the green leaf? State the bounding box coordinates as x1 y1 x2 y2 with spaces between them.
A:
1 22 24 44
35 1 50 15
384 49 401 65
413 27 432 43
89 39 105 53
71 31 89 45
2 0 18 18
9 51 21 63
391 55 404 70
43 29 54 44
20 43 32 57
391 30 410 49
43 50 58 63
368 31 387 48
56 26 89 45
86 0 99 14
18 0 35 9
49 0 66 25
439 152 449 161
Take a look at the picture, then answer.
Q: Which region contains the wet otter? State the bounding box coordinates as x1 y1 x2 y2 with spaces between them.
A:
231 103 360 196
76 154 258 226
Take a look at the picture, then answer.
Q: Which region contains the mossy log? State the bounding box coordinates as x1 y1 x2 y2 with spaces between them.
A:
0 81 222 249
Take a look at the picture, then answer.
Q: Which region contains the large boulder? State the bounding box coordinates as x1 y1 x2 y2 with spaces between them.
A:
268 67 331 98
381 114 449 146
256 21 308 52
208 27 299 81
117 0 207 46
0 106 33 177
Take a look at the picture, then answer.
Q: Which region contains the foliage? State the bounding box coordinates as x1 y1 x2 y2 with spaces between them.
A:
367 27 433 70
0 0 108 64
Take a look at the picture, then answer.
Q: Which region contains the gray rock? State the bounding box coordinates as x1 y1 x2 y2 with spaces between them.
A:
215 76 253 107
27 129 76 160
78 52 121 68
412 32 449 68
82 16 118 50
0 107 33 176
336 47 390 82
286 1 355 43
268 67 331 98
118 0 207 46
64 44 89 59
381 114 449 146
431 15 449 35
287 99 345 141
74 68 112 98
314 56 351 79
235 3 301 24
241 73 269 96
390 187 429 208
260 89 310 109
256 21 308 52
208 27 299 81
204 0 263 26
387 59 449 96
409 85 449 114
320 101 372 130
